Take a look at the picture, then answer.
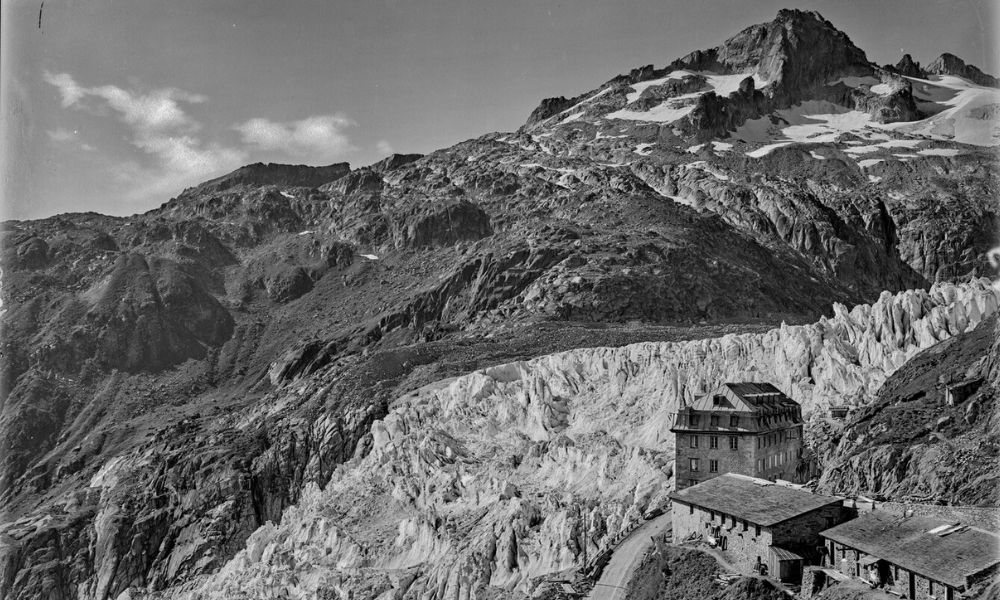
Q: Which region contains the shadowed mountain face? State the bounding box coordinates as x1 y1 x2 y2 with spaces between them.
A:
1 9 998 600
816 314 1000 505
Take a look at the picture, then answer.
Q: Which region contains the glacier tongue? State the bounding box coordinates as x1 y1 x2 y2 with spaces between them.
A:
172 279 998 600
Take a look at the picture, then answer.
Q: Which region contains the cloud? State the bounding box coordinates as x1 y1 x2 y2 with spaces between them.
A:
235 114 356 160
43 71 86 107
47 127 96 151
376 140 394 156
43 71 246 202
42 71 361 208
47 127 76 142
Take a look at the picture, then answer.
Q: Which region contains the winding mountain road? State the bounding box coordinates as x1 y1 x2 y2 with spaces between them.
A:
586 513 673 600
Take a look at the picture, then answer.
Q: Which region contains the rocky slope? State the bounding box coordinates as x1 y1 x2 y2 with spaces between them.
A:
1 8 998 600
816 313 999 504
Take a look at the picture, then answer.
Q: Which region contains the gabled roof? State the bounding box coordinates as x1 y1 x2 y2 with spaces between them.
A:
725 382 799 409
669 473 842 526
682 382 800 413
821 511 1000 589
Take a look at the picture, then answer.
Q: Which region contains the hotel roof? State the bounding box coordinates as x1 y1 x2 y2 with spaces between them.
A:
669 473 842 526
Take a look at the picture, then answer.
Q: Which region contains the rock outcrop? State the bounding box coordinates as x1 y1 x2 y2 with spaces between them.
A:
816 313 999 504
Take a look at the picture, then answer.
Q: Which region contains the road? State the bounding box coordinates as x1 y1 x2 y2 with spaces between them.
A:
586 512 673 600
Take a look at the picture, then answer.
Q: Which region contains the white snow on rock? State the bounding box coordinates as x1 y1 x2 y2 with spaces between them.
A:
746 141 793 157
881 74 1000 146
634 143 655 156
916 148 963 156
280 191 296 199
360 254 379 260
613 70 769 124
711 141 733 152
549 87 614 122
559 111 585 125
809 151 827 160
857 159 884 169
738 101 879 155
683 161 729 181
869 83 894 95
608 102 695 124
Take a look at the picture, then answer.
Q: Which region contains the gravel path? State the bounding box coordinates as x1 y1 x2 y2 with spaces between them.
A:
586 513 673 600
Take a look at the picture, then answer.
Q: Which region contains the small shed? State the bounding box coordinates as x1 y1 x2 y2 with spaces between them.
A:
944 379 982 406
771 546 806 582
829 405 849 419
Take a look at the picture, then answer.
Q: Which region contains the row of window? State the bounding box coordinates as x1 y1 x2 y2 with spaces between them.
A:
687 413 802 431
688 414 740 428
687 435 740 450
756 427 800 448
756 450 797 472
688 458 721 472
688 503 762 537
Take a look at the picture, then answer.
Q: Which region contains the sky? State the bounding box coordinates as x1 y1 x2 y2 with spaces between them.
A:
1 0 997 220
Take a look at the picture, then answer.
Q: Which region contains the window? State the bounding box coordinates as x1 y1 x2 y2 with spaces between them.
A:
689 479 698 487
730 415 739 428
713 395 724 406
690 435 699 449
689 504 694 515
709 459 719 473
710 414 720 427
742 520 748 531
710 436 719 449
729 436 738 450
755 524 761 536
690 414 700 427
690 458 700 471
757 458 764 472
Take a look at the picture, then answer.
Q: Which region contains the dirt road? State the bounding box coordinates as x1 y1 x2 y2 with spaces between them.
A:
586 513 673 600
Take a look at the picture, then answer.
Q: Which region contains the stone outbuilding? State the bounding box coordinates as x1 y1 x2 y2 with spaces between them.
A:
820 511 1000 600
670 473 850 582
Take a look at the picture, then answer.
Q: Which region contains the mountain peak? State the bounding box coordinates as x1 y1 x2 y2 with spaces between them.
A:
926 52 999 87
892 53 924 78
774 8 828 24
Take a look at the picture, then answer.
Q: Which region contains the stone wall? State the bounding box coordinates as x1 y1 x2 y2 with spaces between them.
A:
671 500 773 573
672 500 846 578
674 432 757 489
771 504 850 549
673 429 803 490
